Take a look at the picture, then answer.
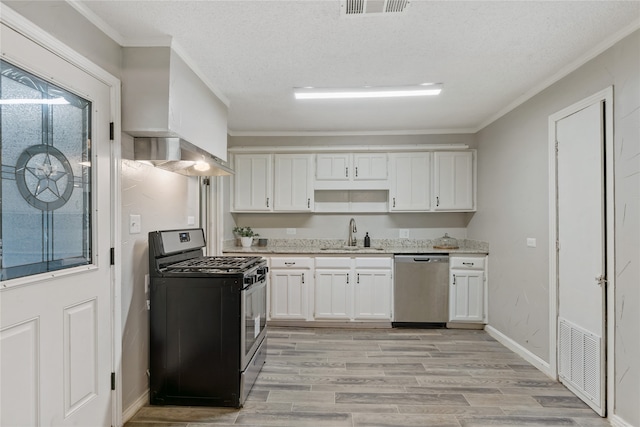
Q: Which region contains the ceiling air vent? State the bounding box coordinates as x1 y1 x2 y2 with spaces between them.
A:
342 0 410 16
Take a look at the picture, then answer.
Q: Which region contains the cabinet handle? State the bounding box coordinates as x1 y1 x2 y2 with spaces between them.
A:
302 273 305 284
284 262 296 266
345 167 349 178
307 198 310 208
346 275 349 284
453 274 456 285
462 262 474 266
357 273 360 284
266 197 270 207
355 167 358 177
393 197 396 208
436 196 440 207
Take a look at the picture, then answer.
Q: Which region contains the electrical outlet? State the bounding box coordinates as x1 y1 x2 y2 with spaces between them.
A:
187 216 195 226
286 228 297 235
399 229 410 238
129 214 141 234
527 238 537 248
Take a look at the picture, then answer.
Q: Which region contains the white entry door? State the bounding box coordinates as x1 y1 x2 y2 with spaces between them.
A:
0 23 113 426
555 100 606 415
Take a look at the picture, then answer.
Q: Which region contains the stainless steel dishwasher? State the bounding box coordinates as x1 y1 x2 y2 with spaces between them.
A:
393 255 449 327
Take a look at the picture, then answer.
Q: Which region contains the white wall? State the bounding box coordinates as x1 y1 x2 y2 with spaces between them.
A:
468 29 640 426
3 1 121 77
229 133 477 149
120 135 200 410
231 212 471 242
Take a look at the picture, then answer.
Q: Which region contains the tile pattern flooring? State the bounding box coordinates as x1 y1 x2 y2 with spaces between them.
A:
125 327 611 427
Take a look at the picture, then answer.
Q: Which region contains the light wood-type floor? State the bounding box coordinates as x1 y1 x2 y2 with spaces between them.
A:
125 327 611 427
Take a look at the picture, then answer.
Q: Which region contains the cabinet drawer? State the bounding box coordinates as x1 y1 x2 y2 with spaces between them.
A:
270 257 313 269
450 256 485 270
355 257 392 269
315 257 352 269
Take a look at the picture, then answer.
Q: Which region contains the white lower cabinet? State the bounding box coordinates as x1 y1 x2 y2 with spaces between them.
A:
449 256 486 323
314 256 393 321
354 271 391 319
314 258 352 319
353 257 393 320
269 257 313 320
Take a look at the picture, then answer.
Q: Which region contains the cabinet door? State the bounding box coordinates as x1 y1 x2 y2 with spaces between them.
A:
274 154 314 211
270 269 308 320
354 269 392 319
316 153 350 181
353 153 387 181
449 270 484 322
314 270 352 319
433 151 474 211
389 152 431 211
233 154 273 211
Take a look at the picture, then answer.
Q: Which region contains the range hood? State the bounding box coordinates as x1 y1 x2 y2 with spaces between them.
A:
122 47 232 177
134 137 233 177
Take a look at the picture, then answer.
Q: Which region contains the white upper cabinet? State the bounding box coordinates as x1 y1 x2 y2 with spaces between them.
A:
353 153 388 181
389 152 431 211
229 148 475 213
316 153 351 181
433 151 474 211
232 154 273 211
315 153 388 190
274 154 314 211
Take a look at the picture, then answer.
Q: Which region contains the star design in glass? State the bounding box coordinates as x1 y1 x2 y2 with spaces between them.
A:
26 153 68 197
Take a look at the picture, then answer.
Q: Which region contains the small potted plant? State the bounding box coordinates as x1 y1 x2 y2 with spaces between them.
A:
233 226 259 248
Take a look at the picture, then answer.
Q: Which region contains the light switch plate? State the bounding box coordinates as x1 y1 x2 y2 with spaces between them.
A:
129 214 141 234
187 216 195 226
399 229 410 238
527 237 537 248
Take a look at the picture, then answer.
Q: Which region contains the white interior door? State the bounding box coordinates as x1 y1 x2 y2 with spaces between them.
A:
0 23 113 426
556 101 606 415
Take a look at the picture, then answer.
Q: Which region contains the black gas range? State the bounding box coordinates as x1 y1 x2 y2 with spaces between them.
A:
148 228 268 408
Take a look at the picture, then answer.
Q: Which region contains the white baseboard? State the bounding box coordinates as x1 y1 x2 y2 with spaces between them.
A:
485 325 554 378
122 389 149 424
609 414 634 427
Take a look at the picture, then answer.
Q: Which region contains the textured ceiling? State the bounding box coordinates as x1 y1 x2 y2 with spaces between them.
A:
75 0 640 135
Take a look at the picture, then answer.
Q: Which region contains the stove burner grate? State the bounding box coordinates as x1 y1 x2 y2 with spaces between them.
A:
166 256 262 272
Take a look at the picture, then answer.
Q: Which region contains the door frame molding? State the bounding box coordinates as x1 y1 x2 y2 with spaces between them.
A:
548 86 615 416
1 6 124 426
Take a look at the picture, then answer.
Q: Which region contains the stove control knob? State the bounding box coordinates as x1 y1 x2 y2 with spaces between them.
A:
244 275 256 285
257 267 269 275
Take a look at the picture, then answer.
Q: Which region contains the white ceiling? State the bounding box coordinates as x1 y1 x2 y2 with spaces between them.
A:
74 0 639 135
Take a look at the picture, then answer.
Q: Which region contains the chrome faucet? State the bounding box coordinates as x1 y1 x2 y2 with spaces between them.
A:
348 218 357 246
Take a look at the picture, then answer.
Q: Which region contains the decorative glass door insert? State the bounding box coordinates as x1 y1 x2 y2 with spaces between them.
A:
1 59 92 281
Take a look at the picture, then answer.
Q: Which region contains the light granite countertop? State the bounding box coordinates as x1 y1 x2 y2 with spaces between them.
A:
222 238 488 255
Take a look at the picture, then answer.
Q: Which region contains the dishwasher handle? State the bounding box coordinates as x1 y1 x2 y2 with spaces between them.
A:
394 255 449 263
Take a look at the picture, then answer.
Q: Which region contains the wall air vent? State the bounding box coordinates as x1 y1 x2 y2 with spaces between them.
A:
342 0 410 16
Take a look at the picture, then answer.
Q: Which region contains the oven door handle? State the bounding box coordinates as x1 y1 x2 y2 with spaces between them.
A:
244 275 267 292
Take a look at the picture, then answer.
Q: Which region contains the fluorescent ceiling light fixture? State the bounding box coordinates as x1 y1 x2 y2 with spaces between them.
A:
294 84 442 100
0 97 70 105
